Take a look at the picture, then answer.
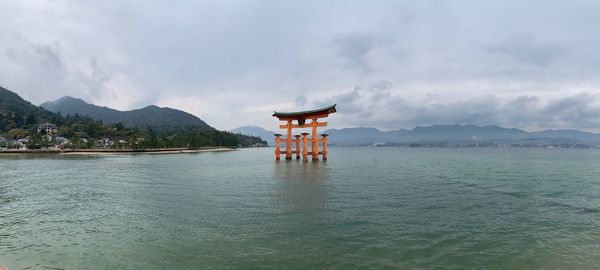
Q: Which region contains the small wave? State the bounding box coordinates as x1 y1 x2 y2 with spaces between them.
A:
544 201 600 214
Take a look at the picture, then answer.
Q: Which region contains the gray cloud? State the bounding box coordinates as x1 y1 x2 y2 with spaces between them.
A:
369 80 392 92
6 41 65 70
484 35 567 66
1 1 600 131
85 59 111 98
313 85 600 131
332 33 393 71
33 41 64 69
2 38 70 103
541 92 600 128
315 87 363 114
294 94 307 107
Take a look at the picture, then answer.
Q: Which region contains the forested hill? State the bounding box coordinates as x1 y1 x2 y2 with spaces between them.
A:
0 86 61 130
41 96 213 131
1 86 266 148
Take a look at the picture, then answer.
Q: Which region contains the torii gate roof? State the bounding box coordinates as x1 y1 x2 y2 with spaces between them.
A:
272 104 337 120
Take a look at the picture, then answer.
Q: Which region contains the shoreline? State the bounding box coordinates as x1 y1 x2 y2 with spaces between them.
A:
0 147 236 155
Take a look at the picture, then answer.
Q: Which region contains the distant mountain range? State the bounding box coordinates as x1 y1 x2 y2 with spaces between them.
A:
324 125 600 145
41 96 212 131
8 87 600 146
231 124 600 146
231 126 275 145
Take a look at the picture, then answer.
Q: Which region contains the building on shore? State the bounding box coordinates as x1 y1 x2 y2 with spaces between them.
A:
38 122 58 134
7 139 28 149
54 137 69 149
96 138 113 148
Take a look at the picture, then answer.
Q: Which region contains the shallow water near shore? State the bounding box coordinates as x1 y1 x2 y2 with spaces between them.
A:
1 147 600 269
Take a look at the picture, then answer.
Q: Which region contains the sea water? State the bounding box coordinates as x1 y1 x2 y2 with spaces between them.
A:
1 147 600 269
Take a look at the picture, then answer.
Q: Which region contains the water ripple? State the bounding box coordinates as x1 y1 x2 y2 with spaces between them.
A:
2 148 600 269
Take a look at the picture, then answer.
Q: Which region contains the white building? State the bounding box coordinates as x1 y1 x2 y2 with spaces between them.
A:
37 123 58 134
96 138 113 148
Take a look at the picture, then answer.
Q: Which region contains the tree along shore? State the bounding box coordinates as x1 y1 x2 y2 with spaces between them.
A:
0 147 236 154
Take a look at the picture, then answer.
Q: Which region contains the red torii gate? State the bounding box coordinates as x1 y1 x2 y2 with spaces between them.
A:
272 104 337 161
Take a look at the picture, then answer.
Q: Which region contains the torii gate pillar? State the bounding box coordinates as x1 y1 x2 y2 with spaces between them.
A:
272 104 336 161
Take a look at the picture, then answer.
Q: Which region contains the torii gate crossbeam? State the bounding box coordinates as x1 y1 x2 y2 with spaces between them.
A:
272 104 336 161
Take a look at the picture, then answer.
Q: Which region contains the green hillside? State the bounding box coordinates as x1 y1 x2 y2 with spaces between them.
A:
41 96 213 131
0 86 61 131
0 86 266 148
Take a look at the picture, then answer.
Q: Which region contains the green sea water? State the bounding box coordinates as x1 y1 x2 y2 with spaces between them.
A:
2 147 600 269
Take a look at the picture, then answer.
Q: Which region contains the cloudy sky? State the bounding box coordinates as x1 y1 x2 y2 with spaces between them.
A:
1 0 600 131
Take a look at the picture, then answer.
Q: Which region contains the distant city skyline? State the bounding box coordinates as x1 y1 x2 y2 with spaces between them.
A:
2 1 600 131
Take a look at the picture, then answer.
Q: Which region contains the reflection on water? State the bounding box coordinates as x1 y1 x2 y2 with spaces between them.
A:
272 160 331 211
